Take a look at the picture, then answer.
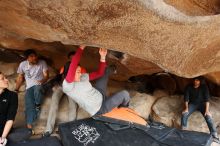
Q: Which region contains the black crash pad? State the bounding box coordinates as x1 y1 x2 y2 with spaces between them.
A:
7 136 62 146
59 118 212 146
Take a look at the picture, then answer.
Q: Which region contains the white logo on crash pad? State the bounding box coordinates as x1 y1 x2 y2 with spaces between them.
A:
72 124 100 146
2 99 7 102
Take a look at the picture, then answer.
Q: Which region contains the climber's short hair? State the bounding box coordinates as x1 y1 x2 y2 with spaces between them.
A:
24 49 37 58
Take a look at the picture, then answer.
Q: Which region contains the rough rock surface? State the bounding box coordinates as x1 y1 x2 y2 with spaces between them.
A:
153 89 169 98
129 91 159 119
165 0 220 16
108 53 163 81
205 72 220 85
152 95 183 127
0 0 220 82
0 62 19 76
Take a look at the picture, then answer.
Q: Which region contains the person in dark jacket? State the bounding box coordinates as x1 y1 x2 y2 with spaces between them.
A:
0 71 18 146
181 76 219 140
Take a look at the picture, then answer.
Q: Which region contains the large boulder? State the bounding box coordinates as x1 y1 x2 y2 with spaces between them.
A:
0 62 19 76
165 0 220 16
129 91 158 119
0 0 220 80
153 89 169 98
205 72 220 86
152 95 183 127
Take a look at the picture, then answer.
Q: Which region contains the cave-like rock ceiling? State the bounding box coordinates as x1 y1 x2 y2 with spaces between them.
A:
0 0 220 84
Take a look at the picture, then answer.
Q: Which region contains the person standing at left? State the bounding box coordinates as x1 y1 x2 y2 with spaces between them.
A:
15 49 49 132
